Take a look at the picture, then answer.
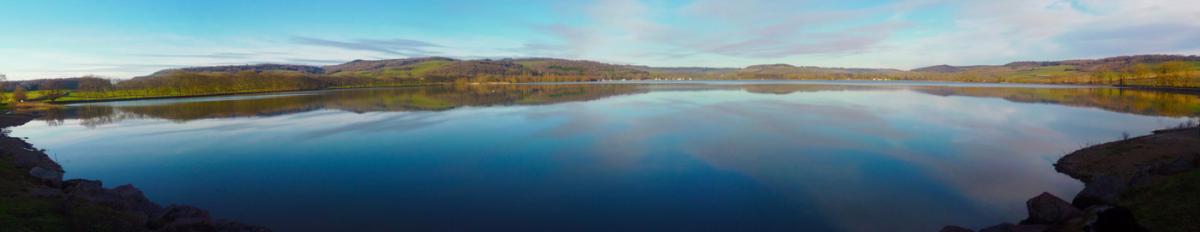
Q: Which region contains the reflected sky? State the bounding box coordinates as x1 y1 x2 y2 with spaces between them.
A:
12 82 1198 231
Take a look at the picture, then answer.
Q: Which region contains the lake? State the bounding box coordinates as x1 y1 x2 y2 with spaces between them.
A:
12 81 1200 231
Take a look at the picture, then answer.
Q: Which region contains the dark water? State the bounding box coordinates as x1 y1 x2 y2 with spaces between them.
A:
13 82 1200 231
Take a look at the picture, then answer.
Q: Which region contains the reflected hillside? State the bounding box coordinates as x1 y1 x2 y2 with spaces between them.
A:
34 83 1200 127
38 84 648 127
711 84 1200 117
909 87 1200 117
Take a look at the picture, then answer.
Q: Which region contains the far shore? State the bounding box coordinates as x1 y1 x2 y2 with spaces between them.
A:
31 80 1200 106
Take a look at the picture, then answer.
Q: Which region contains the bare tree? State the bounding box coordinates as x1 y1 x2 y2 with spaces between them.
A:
13 86 27 102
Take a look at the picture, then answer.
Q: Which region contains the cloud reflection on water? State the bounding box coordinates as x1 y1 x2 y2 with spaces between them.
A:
13 82 1200 231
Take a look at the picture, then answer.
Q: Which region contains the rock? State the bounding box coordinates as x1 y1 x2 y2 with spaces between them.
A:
151 205 214 231
27 186 63 197
1072 176 1124 208
1022 192 1082 225
979 223 1015 232
63 179 163 217
150 205 271 232
978 223 1049 232
1153 153 1198 175
28 165 63 186
1012 224 1049 232
940 225 974 232
112 184 164 215
1090 207 1145 232
63 179 106 195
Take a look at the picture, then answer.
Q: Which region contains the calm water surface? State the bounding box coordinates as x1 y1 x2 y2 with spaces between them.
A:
13 82 1200 231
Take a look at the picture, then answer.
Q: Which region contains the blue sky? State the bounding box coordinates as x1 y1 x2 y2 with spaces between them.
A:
2 0 1198 79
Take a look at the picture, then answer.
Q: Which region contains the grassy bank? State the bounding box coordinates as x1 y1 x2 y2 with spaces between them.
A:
1120 169 1200 232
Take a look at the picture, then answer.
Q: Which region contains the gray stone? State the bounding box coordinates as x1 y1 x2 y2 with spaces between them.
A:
1023 192 1082 224
28 166 63 185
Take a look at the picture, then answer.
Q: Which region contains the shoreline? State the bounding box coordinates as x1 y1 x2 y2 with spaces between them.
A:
37 80 1200 105
0 114 269 231
944 126 1199 232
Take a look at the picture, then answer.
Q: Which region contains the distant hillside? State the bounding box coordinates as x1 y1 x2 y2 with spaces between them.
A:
322 57 649 80
509 58 649 77
149 64 325 77
909 55 1200 84
911 65 963 73
323 57 456 78
118 54 1199 86
736 64 903 79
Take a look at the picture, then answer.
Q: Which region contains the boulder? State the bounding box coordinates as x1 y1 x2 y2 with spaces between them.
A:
1022 192 1082 225
979 223 1014 232
28 166 64 186
1090 207 1145 232
151 205 213 230
63 179 163 217
979 223 1049 232
63 179 106 196
1153 152 1198 175
940 225 974 232
149 205 271 232
1072 176 1124 208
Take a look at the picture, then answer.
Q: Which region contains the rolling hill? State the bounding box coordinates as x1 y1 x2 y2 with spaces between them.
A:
112 54 1200 87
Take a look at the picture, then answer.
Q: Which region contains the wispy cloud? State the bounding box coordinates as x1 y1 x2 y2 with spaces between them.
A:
290 36 441 57
2 0 1198 79
132 52 263 59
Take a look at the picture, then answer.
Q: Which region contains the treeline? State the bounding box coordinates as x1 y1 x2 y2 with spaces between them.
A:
1088 61 1198 87
66 71 437 100
2 71 430 102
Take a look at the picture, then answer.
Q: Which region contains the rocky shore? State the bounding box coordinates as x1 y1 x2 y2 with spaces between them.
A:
0 114 269 232
944 127 1200 232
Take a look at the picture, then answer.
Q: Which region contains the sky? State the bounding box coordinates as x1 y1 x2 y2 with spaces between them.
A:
1 0 1199 80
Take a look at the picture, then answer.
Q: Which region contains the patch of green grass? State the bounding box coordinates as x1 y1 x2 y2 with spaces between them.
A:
1120 169 1200 232
1 154 147 232
0 156 67 232
0 197 68 232
2 90 50 102
62 200 146 232
0 156 31 195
